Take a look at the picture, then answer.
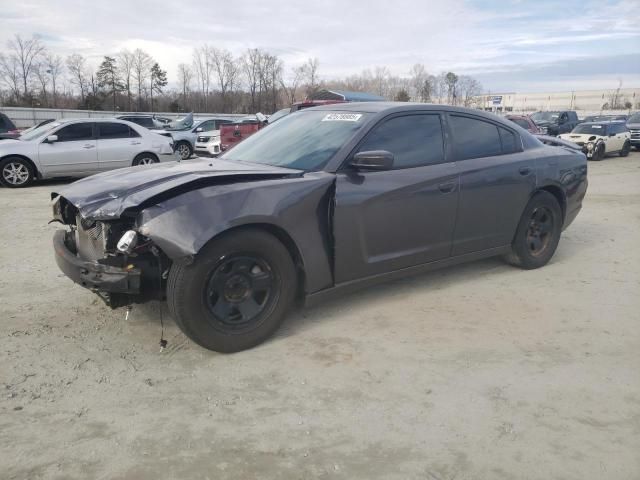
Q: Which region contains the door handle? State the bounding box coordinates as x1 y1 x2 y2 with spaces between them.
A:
82 144 95 149
130 141 142 145
519 167 532 176
438 181 456 193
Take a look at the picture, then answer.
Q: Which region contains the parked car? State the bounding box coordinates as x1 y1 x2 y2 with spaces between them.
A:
558 121 631 160
220 90 385 152
51 103 587 352
530 110 579 136
626 112 640 150
115 114 165 130
0 118 174 187
193 119 235 157
156 117 227 160
0 112 20 140
505 115 541 133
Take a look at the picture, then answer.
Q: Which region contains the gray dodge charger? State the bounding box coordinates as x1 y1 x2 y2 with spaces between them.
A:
52 103 588 352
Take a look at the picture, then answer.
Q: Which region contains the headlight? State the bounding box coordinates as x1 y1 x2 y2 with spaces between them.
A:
587 142 594 151
117 230 138 253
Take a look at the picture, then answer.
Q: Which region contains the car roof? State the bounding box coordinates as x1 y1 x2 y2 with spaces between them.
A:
581 120 626 125
308 101 520 125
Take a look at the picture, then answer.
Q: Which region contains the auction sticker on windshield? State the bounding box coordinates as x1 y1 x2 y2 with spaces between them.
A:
322 113 363 122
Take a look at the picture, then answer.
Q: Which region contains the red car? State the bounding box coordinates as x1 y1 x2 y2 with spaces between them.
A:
506 115 541 134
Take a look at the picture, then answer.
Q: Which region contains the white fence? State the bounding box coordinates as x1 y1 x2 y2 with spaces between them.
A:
0 107 245 128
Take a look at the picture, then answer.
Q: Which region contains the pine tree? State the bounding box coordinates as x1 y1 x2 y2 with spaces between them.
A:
150 63 167 112
97 56 123 111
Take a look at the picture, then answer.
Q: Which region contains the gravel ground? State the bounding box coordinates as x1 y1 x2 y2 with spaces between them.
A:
1 152 639 480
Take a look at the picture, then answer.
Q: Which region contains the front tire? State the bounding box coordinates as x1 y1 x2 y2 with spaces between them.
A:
0 157 35 188
167 228 297 353
175 141 192 160
619 141 631 157
504 191 562 270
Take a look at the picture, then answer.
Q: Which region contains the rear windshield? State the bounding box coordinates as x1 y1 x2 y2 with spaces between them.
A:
509 118 530 129
573 124 607 135
531 112 559 122
628 113 640 123
222 110 369 171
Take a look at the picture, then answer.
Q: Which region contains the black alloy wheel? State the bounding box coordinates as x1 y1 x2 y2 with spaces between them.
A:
204 255 275 333
526 207 554 257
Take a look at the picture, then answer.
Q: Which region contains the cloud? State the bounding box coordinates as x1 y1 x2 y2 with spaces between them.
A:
0 0 638 92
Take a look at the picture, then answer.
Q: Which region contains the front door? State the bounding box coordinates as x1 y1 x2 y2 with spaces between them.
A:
333 113 459 283
38 122 97 177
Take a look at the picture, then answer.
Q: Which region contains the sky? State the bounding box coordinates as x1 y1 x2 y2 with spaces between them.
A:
2 0 639 93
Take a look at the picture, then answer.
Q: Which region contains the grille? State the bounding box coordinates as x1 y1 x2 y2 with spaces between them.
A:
576 142 585 146
75 216 107 261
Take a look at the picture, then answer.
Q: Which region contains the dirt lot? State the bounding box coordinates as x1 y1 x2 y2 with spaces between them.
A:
1 152 639 480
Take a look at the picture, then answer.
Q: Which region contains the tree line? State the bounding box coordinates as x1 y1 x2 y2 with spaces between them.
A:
0 34 484 114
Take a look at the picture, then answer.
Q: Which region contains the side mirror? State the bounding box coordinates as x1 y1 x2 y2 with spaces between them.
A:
45 135 58 143
350 150 394 171
195 127 203 132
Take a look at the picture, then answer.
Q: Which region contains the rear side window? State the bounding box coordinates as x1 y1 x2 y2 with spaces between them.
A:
357 114 445 169
98 122 138 139
449 115 502 160
499 127 519 154
55 123 94 142
0 115 6 129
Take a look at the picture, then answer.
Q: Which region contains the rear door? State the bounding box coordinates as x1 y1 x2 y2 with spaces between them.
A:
96 122 142 171
333 112 459 282
447 114 535 255
37 122 98 176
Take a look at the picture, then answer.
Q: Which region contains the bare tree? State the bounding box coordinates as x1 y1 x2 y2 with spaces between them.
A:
373 66 390 97
280 64 305 105
0 53 21 101
33 61 50 106
177 63 192 110
444 72 459 105
243 48 261 112
457 75 483 107
7 34 45 98
66 53 89 104
301 57 320 95
132 48 153 110
44 53 63 107
209 47 239 113
193 46 213 111
118 49 135 111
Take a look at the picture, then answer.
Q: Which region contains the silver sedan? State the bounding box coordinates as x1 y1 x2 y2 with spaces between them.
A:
0 118 175 188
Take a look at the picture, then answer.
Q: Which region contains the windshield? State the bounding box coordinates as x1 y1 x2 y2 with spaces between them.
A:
628 113 640 123
19 122 61 141
573 124 607 135
531 112 559 122
222 110 369 171
509 118 531 129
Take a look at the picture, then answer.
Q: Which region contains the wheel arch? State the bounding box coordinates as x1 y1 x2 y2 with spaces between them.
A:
536 184 566 223
198 222 307 300
132 151 159 165
0 154 41 179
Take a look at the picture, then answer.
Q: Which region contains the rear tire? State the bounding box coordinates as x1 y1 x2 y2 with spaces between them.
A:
167 228 297 353
504 191 562 270
619 141 630 157
0 156 35 188
132 153 159 166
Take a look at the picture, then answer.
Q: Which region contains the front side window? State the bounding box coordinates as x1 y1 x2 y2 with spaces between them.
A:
55 123 94 142
449 115 502 160
222 110 369 171
98 122 136 139
356 114 445 169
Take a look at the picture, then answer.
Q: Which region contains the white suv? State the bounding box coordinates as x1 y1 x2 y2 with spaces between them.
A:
559 121 631 160
194 119 234 157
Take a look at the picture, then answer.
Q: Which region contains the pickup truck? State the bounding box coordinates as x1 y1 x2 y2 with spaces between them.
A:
530 110 579 136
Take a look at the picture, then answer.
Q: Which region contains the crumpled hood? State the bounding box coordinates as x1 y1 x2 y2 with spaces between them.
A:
53 158 302 220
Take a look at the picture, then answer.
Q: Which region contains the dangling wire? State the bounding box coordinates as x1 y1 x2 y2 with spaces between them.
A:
159 303 167 351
